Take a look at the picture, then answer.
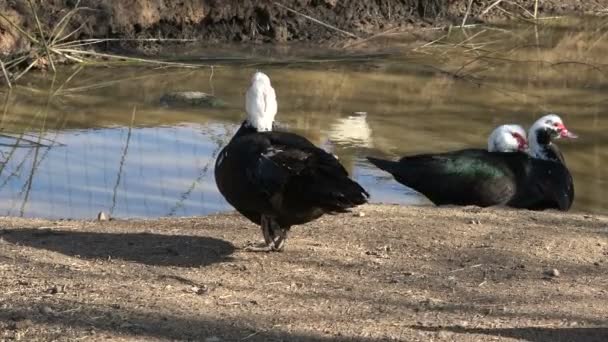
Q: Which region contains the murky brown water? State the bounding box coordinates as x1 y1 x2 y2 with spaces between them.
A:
0 17 606 218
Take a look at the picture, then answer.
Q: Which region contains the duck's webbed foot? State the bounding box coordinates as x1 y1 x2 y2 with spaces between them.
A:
243 216 288 252
243 242 275 252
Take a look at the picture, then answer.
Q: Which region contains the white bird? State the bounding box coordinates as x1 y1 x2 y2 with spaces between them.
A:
245 72 277 132
487 124 528 153
527 114 577 163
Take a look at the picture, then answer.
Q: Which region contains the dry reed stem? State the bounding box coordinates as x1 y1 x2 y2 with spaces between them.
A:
495 5 536 24
462 0 474 28
273 1 358 39
50 0 83 45
56 38 198 49
504 1 535 18
27 0 56 73
0 59 12 88
481 0 504 16
342 26 400 49
55 49 211 68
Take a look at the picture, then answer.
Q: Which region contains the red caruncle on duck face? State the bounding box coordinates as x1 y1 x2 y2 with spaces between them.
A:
511 131 528 151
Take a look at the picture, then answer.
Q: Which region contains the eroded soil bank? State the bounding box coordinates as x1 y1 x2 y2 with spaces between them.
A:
1 0 607 55
0 204 607 341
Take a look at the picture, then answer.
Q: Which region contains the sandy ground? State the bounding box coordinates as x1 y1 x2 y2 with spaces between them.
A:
1 204 607 341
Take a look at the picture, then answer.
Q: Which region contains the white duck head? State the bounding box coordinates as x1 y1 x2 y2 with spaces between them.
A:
487 124 528 152
528 114 577 160
245 71 277 132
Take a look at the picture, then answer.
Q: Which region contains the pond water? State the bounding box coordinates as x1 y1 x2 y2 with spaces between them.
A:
0 17 606 218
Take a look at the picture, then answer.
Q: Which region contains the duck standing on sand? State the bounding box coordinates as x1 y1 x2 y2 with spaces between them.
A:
367 116 576 210
215 72 369 252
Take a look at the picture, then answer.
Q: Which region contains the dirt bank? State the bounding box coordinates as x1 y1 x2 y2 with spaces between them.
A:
0 204 607 341
1 0 607 56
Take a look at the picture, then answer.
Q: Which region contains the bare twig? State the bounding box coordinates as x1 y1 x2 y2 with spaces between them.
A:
273 1 358 39
462 0 475 28
0 59 11 88
414 34 448 50
495 5 536 24
534 0 539 19
342 26 400 49
481 0 504 16
504 0 535 18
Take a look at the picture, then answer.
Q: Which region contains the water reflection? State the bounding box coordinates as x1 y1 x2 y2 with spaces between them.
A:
0 17 606 218
0 124 230 218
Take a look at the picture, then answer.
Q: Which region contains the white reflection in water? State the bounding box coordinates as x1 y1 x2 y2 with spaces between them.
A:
327 112 373 148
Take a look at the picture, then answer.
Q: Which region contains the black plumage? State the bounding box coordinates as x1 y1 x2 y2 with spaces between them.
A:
367 149 573 211
216 122 369 251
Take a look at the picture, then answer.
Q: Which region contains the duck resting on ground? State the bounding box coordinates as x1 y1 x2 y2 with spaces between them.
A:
487 124 528 152
506 114 576 210
527 113 577 164
215 72 369 252
367 116 576 210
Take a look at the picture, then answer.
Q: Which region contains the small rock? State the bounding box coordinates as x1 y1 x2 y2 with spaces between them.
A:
160 91 225 108
468 219 481 225
189 285 208 295
8 319 32 330
354 211 366 217
376 245 391 252
205 336 221 342
97 211 110 221
119 322 140 330
40 306 54 315
457 321 469 328
545 268 560 277
437 331 452 338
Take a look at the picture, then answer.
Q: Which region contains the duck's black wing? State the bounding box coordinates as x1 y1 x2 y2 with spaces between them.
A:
508 159 574 211
218 130 368 227
368 150 520 207
252 132 369 214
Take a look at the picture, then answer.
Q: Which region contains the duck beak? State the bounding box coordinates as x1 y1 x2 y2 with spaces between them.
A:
557 123 578 138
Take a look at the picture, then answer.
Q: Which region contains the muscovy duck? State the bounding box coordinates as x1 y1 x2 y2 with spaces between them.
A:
506 114 576 210
215 72 369 252
367 117 576 210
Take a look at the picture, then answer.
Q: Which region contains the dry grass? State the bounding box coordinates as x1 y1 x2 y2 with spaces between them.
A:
0 0 208 86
